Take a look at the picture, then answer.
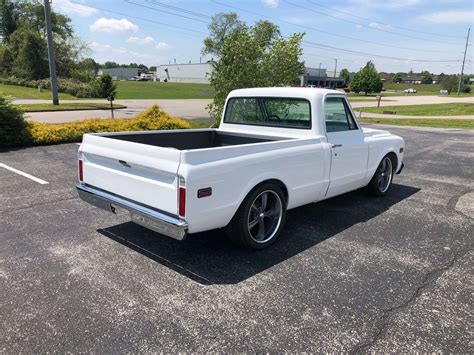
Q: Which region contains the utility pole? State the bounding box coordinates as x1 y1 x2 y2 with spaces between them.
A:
43 0 59 105
318 62 322 86
457 27 470 97
333 58 338 89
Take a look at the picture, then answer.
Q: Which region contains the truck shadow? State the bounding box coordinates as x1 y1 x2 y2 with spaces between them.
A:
98 183 420 285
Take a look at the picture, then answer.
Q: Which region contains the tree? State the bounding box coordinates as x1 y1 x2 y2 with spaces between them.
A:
202 12 244 57
9 28 48 79
340 68 350 84
440 75 458 94
0 1 84 80
393 72 404 83
0 0 18 42
203 13 305 121
351 61 383 95
93 73 117 98
103 61 120 69
421 70 433 84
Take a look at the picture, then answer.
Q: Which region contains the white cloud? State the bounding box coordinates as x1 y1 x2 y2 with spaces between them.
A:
368 22 393 30
262 0 278 8
127 36 156 45
90 18 138 34
155 42 169 49
419 10 474 23
53 0 97 17
126 36 169 49
89 42 126 53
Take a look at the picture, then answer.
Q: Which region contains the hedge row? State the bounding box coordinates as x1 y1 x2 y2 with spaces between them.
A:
0 76 96 98
0 102 191 147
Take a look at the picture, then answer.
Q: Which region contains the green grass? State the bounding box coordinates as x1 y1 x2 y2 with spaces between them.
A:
187 119 215 128
383 82 473 96
0 83 77 99
359 103 474 116
18 102 127 112
115 81 213 99
348 97 394 102
361 118 474 129
346 83 473 97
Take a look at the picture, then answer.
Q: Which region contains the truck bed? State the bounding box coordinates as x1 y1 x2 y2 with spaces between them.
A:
105 129 276 150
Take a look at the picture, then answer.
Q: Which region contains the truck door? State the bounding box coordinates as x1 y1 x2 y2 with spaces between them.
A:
324 96 368 198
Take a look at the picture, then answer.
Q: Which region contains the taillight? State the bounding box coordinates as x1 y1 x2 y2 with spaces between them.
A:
178 175 186 217
179 187 186 217
78 159 83 182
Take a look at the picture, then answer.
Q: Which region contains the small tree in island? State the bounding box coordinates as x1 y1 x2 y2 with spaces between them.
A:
351 61 383 95
202 13 305 122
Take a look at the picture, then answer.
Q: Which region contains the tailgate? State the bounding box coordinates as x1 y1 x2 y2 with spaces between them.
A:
79 133 181 215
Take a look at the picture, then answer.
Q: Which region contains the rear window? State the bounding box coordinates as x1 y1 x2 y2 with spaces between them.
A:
224 97 311 129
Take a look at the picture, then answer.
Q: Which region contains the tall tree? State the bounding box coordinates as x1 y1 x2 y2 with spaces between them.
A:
393 72 404 83
202 12 244 57
351 61 383 95
203 13 305 121
441 75 458 94
0 0 18 42
339 68 350 84
9 28 48 79
421 70 433 84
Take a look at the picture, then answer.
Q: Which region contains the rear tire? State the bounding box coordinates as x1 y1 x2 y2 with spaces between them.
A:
226 183 287 250
367 155 394 196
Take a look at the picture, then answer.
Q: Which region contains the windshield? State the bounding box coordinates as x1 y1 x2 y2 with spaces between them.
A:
223 97 311 129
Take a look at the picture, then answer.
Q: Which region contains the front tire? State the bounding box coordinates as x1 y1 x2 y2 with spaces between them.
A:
367 155 394 196
226 183 287 249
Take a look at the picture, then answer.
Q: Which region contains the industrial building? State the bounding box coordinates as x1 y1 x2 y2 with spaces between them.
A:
156 63 213 84
155 62 345 87
98 67 138 81
299 67 346 88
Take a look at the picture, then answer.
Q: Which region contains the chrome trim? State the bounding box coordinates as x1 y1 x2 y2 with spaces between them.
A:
76 183 188 240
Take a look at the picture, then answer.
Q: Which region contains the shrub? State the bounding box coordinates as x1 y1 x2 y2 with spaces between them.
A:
0 76 96 98
26 105 190 145
461 84 471 94
0 95 30 146
91 73 117 98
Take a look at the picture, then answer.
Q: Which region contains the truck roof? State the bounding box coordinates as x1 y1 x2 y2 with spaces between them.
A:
228 87 344 101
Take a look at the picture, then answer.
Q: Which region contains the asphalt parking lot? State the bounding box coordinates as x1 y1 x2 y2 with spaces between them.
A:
1 124 473 352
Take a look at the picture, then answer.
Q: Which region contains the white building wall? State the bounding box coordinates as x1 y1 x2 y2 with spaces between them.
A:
157 63 213 84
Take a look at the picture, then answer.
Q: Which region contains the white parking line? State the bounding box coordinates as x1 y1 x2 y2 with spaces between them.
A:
0 163 49 185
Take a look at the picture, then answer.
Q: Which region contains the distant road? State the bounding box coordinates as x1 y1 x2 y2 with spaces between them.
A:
15 95 473 123
18 99 213 123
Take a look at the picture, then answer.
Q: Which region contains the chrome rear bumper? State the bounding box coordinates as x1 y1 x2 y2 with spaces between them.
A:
76 183 188 240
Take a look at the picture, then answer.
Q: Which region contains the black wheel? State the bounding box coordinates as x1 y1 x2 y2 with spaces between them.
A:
226 183 287 249
367 155 394 196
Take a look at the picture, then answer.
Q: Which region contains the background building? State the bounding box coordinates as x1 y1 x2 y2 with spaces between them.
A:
299 67 345 88
157 63 212 84
98 67 138 80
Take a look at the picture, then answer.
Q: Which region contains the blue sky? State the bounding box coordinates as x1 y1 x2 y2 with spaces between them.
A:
52 0 473 74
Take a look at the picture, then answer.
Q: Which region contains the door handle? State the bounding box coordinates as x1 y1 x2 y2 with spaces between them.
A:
331 144 343 148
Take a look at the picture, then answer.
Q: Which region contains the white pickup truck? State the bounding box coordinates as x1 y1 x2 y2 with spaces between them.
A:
77 88 404 249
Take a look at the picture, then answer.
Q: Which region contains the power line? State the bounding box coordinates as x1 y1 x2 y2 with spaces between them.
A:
68 1 208 36
211 0 461 51
306 0 464 39
145 0 212 20
302 40 465 63
284 0 461 46
124 0 210 24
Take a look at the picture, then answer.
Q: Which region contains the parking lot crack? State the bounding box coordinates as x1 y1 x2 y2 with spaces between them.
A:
349 248 472 354
1 196 78 214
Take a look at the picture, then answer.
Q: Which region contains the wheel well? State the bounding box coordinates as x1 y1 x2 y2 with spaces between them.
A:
251 179 289 205
386 152 398 172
